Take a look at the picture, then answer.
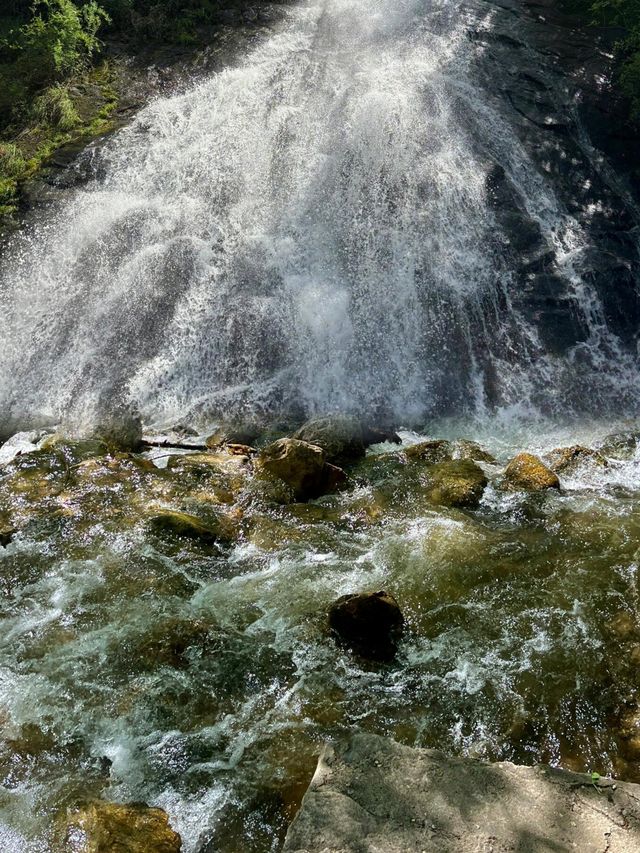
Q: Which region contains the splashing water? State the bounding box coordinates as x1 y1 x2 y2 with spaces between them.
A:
0 0 638 433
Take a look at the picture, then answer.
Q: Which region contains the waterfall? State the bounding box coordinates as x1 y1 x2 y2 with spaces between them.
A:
0 0 638 433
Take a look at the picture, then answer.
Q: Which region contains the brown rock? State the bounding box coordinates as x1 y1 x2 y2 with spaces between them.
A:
65 801 181 852
503 453 560 491
329 591 403 661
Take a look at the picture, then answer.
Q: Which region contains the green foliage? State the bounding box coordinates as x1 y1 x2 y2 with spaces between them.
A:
7 0 109 84
572 0 640 120
32 83 80 130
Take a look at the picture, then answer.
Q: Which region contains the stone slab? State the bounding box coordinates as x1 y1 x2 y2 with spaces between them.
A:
283 733 640 852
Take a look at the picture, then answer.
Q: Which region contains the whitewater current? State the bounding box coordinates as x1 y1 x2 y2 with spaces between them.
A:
0 0 638 431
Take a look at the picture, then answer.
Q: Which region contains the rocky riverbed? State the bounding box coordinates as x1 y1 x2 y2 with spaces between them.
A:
1 414 640 850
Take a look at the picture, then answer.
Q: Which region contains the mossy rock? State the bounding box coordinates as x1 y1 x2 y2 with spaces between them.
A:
545 444 608 474
422 459 488 508
503 453 560 491
254 438 346 502
404 439 453 464
148 508 236 544
64 801 182 852
205 421 262 448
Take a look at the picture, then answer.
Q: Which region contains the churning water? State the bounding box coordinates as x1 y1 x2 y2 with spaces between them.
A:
0 0 638 432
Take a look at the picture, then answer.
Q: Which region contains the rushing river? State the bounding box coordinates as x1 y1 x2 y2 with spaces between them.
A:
0 0 639 850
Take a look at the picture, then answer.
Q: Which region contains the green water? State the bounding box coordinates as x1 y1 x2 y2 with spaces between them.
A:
0 422 639 852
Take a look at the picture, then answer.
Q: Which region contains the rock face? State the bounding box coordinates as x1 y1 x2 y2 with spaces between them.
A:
65 801 181 852
423 459 488 508
504 452 560 491
283 733 640 853
328 591 403 662
254 438 346 501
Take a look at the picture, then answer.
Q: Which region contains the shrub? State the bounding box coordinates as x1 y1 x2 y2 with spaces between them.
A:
32 83 80 130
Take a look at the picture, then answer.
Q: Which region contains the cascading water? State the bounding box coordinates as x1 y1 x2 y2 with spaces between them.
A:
2 2 640 852
0 0 638 433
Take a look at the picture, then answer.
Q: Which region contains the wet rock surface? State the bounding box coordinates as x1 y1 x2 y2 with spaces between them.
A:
64 801 182 852
422 459 488 508
254 438 347 502
504 452 561 491
283 733 640 853
328 591 404 662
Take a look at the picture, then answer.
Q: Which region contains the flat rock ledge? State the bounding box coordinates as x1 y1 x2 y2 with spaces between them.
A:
282 733 640 853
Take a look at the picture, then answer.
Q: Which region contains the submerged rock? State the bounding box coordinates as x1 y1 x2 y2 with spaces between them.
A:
545 444 608 473
597 432 640 460
254 438 346 502
422 459 488 508
148 508 236 543
64 801 182 852
328 590 403 661
503 452 560 491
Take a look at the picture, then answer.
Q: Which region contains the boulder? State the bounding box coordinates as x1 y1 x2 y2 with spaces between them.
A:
205 422 262 449
148 509 235 544
254 438 346 502
545 444 608 473
503 452 560 491
64 801 181 852
328 591 403 661
293 416 367 462
283 733 640 853
292 416 402 463
423 459 488 508
404 439 452 464
618 708 640 761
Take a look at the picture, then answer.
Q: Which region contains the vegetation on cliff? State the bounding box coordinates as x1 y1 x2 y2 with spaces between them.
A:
568 0 640 118
0 0 252 219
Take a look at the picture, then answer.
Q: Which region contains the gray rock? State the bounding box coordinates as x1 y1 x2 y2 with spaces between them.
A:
283 732 640 853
